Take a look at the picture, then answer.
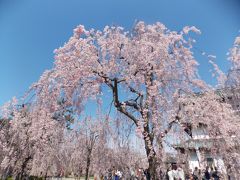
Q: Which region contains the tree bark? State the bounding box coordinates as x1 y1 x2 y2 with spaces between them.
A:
15 156 32 180
109 76 160 179
143 129 157 180
85 150 91 180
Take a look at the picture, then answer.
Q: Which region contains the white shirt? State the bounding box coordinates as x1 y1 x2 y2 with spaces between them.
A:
172 169 179 179
116 170 122 177
168 170 174 180
177 168 185 180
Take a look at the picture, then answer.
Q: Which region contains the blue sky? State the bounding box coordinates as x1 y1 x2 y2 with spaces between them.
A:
0 0 239 105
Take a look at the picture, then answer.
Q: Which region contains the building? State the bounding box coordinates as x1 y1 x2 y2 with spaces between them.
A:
172 86 240 174
174 123 226 174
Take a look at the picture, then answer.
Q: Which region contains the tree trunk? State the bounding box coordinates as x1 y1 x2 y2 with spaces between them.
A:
15 156 32 180
85 150 91 180
143 132 157 180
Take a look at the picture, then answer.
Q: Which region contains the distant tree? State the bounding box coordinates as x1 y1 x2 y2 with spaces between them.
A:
226 36 240 87
0 98 66 179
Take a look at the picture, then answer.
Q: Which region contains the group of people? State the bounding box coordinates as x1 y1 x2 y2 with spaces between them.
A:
166 165 185 180
166 165 220 180
98 166 151 180
106 167 123 180
96 165 221 180
129 168 151 180
190 166 220 180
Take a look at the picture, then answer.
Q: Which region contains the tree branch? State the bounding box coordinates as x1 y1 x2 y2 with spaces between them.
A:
112 78 139 125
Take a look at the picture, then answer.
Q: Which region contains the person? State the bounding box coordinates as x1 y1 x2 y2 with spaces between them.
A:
171 164 178 179
104 173 108 180
57 167 64 180
193 167 200 180
124 167 131 180
204 166 211 180
226 165 235 180
189 173 194 180
167 167 174 180
115 170 121 180
173 170 178 178
136 168 144 179
165 168 170 180
177 165 185 180
211 167 220 180
100 174 104 180
107 168 113 180
145 169 151 180
209 167 214 178
130 168 135 180
111 166 116 180
197 169 202 180
94 174 100 180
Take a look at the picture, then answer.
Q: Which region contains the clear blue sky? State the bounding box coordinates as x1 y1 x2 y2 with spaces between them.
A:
0 0 239 105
